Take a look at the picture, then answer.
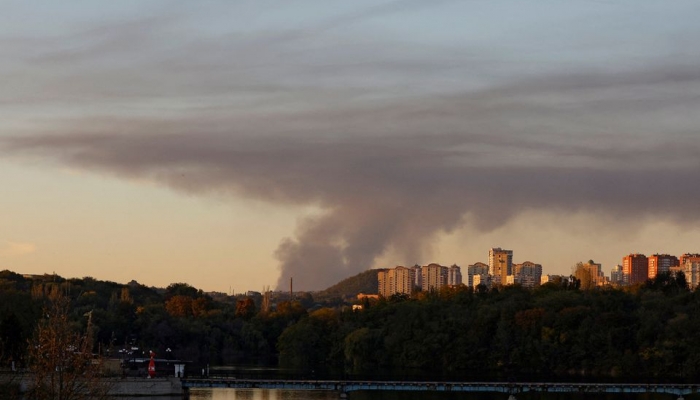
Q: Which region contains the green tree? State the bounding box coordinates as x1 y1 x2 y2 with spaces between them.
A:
277 321 321 370
344 327 383 371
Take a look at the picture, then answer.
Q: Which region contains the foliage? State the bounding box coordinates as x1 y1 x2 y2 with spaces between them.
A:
235 298 256 320
0 276 40 368
27 293 110 400
5 269 700 383
318 269 379 300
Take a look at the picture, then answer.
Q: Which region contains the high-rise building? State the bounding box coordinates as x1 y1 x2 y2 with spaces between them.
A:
467 262 489 287
377 269 390 297
447 264 462 286
395 266 417 295
473 274 492 289
683 255 700 289
610 265 623 285
576 260 607 288
675 254 700 277
411 264 423 289
512 261 542 288
489 248 513 285
421 263 448 292
377 266 416 297
622 254 648 285
648 254 680 279
680 253 700 267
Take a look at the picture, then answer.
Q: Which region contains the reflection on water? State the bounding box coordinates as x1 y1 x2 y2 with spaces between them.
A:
181 388 696 400
189 388 338 400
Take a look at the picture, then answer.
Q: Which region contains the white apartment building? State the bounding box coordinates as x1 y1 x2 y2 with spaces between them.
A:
512 261 542 288
377 266 416 297
421 263 448 292
467 262 490 287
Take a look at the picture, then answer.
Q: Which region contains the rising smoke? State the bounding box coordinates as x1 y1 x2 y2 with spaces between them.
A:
3 64 700 290
2 2 700 290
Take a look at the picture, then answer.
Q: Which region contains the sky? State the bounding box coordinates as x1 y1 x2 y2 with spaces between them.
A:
1 0 700 292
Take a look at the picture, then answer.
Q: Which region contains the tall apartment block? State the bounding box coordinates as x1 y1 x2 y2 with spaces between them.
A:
467 262 490 287
377 266 416 297
610 265 623 285
421 263 448 292
411 264 423 289
448 264 462 286
377 269 390 297
489 248 513 285
683 254 700 289
647 254 680 279
512 261 542 288
680 253 700 268
622 254 648 285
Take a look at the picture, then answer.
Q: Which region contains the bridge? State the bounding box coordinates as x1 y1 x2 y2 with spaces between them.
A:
181 378 699 399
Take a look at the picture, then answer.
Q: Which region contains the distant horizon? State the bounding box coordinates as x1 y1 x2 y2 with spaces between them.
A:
6 247 697 293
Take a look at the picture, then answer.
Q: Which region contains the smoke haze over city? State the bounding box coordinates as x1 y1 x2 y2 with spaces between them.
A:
1 1 700 291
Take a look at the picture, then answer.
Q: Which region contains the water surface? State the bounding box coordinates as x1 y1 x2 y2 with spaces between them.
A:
179 388 695 400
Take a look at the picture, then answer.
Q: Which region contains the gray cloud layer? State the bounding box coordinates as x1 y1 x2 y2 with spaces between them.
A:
4 63 700 289
2 2 700 289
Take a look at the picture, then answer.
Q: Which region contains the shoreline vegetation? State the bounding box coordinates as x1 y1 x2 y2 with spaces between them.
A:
1 269 700 389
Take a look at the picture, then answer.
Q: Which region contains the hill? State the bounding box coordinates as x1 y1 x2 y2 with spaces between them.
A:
319 269 379 299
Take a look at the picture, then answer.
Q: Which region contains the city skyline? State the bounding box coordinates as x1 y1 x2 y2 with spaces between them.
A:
1 1 700 292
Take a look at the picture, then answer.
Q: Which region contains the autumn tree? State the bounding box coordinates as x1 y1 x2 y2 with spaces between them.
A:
27 293 109 400
573 262 594 290
235 298 256 320
165 295 193 318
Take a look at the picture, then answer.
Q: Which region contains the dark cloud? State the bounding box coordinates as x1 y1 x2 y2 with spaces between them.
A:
2 2 700 289
3 62 700 290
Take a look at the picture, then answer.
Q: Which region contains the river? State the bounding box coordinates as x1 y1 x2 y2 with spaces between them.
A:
131 388 687 400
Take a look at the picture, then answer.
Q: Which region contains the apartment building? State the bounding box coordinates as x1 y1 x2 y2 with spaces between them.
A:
610 265 623 285
377 266 416 297
648 254 680 279
421 263 448 292
684 255 700 289
467 262 489 287
489 248 513 286
512 261 542 289
622 254 648 285
447 264 462 286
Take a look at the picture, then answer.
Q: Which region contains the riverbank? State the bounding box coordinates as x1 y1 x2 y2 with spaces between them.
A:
0 374 184 397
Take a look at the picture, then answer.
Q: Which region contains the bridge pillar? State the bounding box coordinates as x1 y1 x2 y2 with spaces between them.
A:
507 395 516 400
677 396 684 400
182 387 190 399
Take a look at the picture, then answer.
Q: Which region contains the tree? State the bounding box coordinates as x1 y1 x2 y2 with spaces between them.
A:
573 262 594 290
165 295 193 317
344 327 383 371
277 321 322 370
235 298 256 320
164 283 200 300
27 293 109 400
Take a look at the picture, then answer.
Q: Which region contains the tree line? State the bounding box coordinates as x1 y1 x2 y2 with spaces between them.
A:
2 269 700 383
